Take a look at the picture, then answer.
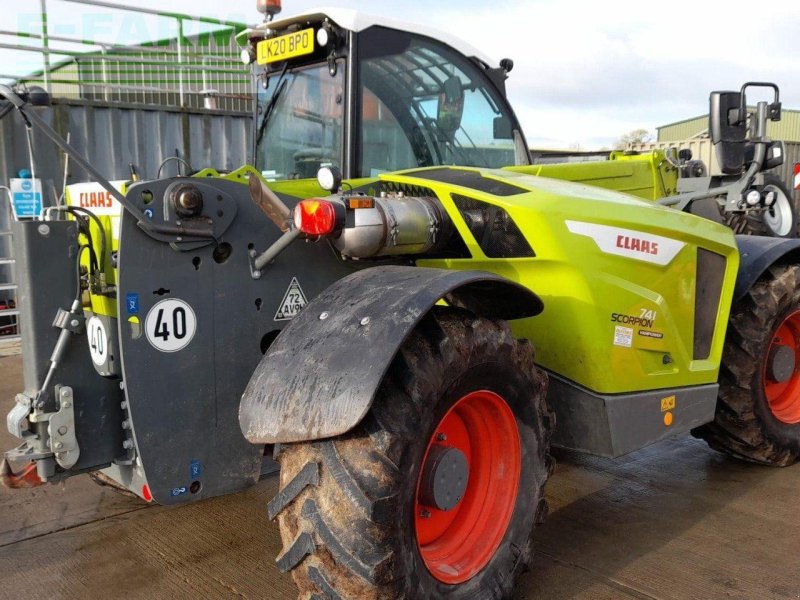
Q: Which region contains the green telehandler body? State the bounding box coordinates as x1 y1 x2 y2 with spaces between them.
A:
2 6 800 599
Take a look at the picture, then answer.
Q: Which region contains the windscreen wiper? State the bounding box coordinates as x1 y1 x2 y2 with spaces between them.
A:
256 64 290 147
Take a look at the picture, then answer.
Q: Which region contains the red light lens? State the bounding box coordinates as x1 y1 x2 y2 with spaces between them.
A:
142 484 153 502
257 0 281 14
294 199 337 236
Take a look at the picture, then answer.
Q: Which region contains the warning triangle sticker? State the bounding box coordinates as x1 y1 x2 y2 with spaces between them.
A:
274 277 308 321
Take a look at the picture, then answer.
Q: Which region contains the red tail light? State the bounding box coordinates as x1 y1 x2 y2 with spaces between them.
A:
294 199 337 236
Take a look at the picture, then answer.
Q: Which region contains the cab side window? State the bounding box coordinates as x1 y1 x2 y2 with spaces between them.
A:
360 88 416 177
358 28 521 177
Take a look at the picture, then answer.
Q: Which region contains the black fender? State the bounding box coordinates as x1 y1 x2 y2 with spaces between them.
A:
238 266 543 444
734 235 800 301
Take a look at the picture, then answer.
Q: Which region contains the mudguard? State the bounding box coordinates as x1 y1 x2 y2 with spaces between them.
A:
239 266 543 444
734 235 800 300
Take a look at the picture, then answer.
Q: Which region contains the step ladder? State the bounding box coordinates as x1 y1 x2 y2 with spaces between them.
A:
0 229 19 342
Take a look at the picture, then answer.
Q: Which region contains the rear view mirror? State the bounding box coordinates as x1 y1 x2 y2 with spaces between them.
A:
765 140 785 170
493 116 513 140
745 140 785 171
710 91 746 175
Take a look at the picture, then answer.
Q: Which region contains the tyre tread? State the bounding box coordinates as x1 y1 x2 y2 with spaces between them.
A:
695 264 800 465
270 311 553 599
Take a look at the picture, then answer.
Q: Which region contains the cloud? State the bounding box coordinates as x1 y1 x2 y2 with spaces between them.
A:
429 0 800 147
3 0 799 149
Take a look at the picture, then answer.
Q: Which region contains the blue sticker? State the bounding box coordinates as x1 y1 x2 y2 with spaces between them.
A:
190 459 203 480
10 178 42 218
126 293 140 315
170 486 187 497
144 208 154 219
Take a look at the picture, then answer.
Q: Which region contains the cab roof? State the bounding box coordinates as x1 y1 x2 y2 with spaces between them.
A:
244 7 496 68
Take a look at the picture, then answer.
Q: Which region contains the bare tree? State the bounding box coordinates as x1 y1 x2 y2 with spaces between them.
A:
614 128 653 150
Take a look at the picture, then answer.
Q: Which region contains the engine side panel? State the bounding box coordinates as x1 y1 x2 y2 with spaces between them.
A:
402 167 740 395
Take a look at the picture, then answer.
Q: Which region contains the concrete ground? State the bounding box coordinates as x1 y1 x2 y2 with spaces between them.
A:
0 351 798 600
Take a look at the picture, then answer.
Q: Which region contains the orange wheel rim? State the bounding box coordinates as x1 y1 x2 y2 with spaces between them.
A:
414 390 521 584
764 310 800 424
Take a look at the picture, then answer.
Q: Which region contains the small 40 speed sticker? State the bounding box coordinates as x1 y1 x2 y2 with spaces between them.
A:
86 316 109 366
145 298 197 352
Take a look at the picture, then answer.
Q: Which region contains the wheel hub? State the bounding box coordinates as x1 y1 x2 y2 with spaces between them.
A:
414 390 521 585
418 445 469 511
768 345 796 383
764 310 800 424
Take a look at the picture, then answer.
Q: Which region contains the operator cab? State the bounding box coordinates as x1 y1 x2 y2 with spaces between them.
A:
242 9 530 183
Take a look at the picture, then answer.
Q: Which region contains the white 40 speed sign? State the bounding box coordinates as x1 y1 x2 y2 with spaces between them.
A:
145 298 197 352
86 316 109 366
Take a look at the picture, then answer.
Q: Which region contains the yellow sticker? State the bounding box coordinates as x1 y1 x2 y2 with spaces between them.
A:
128 315 142 340
660 395 676 412
257 28 315 65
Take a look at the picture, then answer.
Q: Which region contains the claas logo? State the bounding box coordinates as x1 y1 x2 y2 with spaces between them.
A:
79 190 115 208
616 235 659 256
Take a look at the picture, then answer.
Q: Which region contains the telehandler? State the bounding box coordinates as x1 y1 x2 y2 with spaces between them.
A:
3 3 800 599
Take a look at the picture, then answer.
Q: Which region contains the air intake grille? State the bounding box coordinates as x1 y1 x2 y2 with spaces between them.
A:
451 194 535 258
694 248 726 359
378 181 437 197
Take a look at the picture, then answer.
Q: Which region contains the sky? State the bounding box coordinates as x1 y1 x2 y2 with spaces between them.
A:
2 0 800 149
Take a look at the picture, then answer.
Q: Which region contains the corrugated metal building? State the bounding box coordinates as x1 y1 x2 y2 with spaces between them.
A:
0 6 254 324
658 110 800 142
0 100 252 188
0 99 252 316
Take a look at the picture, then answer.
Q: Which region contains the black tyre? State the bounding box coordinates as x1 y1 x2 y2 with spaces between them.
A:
694 264 800 465
268 309 553 599
723 174 797 238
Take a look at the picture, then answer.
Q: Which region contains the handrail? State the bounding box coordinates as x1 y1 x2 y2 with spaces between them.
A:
0 43 245 75
59 0 244 29
0 30 241 62
2 0 251 109
0 75 253 101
